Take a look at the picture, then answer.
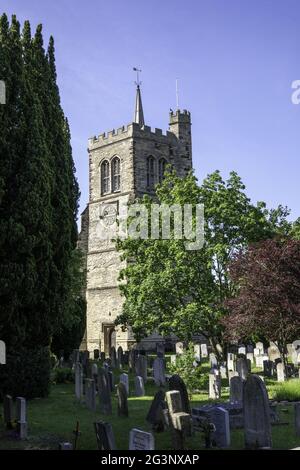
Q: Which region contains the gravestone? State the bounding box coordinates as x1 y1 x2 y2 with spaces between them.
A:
170 355 176 365
209 369 221 399
117 346 123 369
253 348 260 357
238 345 246 356
228 370 239 382
146 390 166 432
200 343 208 358
220 363 227 379
229 376 244 403
117 382 128 417
236 357 248 380
165 390 192 450
227 353 236 371
92 363 98 380
243 374 272 449
169 374 191 414
0 340 6 364
129 428 155 450
94 421 116 450
135 355 147 383
108 370 114 392
256 342 264 354
209 353 218 368
135 376 145 397
94 349 100 360
263 360 274 378
295 403 300 437
175 342 184 355
153 357 166 386
246 352 254 364
276 362 285 382
255 354 268 368
98 368 112 415
110 346 117 368
207 406 230 448
3 395 13 429
120 373 129 394
85 378 96 411
16 397 27 439
75 362 83 400
246 345 254 353
267 344 280 362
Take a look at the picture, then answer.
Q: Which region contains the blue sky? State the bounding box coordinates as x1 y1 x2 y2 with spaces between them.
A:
2 0 300 222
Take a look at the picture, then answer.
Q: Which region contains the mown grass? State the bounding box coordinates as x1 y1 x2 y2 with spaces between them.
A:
1 362 300 450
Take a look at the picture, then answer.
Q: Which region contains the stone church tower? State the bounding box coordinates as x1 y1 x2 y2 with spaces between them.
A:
79 85 193 353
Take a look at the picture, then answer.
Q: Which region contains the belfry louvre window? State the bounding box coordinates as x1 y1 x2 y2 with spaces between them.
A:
101 160 110 194
147 156 155 188
158 158 167 183
112 157 121 192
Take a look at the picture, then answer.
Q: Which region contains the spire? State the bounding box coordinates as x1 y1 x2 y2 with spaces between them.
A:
134 84 145 127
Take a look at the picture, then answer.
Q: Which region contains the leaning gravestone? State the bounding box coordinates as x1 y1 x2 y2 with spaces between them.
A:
98 368 112 415
129 428 155 450
169 374 191 414
153 357 166 386
94 421 116 450
207 406 230 448
135 376 145 397
119 373 129 394
229 376 244 403
243 374 272 449
146 390 166 432
117 382 128 417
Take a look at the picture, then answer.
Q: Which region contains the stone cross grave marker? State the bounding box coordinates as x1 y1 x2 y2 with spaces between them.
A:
129 428 155 450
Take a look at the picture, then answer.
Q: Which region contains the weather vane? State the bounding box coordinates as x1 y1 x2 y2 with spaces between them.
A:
133 67 142 87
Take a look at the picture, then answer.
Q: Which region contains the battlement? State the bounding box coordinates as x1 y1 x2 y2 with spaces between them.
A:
169 109 191 123
88 121 178 150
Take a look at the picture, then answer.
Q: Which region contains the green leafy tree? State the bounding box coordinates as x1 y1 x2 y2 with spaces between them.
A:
116 169 286 362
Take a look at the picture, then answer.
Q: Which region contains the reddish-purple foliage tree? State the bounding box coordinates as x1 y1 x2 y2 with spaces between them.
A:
224 238 300 370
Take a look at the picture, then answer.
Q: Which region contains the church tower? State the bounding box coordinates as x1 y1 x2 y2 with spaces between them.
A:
79 83 193 353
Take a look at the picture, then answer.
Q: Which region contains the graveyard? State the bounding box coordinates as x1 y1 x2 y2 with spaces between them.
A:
2 344 300 450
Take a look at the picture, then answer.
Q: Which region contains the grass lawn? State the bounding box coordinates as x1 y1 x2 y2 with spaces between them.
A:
1 363 300 450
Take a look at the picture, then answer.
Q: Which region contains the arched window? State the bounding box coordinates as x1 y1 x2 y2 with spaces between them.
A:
101 160 110 194
158 158 167 183
111 156 121 192
147 156 155 188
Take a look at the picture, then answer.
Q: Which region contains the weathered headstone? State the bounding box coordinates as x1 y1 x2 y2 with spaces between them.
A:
94 421 116 450
276 362 285 382
236 357 249 380
267 343 280 362
238 345 246 356
117 382 128 417
200 343 208 358
16 397 27 439
165 390 192 450
110 346 117 368
120 373 129 394
169 374 191 414
227 353 236 371
117 346 123 369
229 376 244 403
170 354 176 365
135 354 147 384
153 357 166 386
98 368 112 415
207 406 230 448
75 362 83 400
129 428 155 450
246 352 254 364
135 375 145 397
256 342 264 354
85 378 96 411
209 353 218 368
220 363 227 379
263 360 274 378
194 344 201 362
243 374 272 449
209 369 221 400
253 348 260 357
146 390 166 432
3 395 13 429
108 370 114 392
175 342 184 355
